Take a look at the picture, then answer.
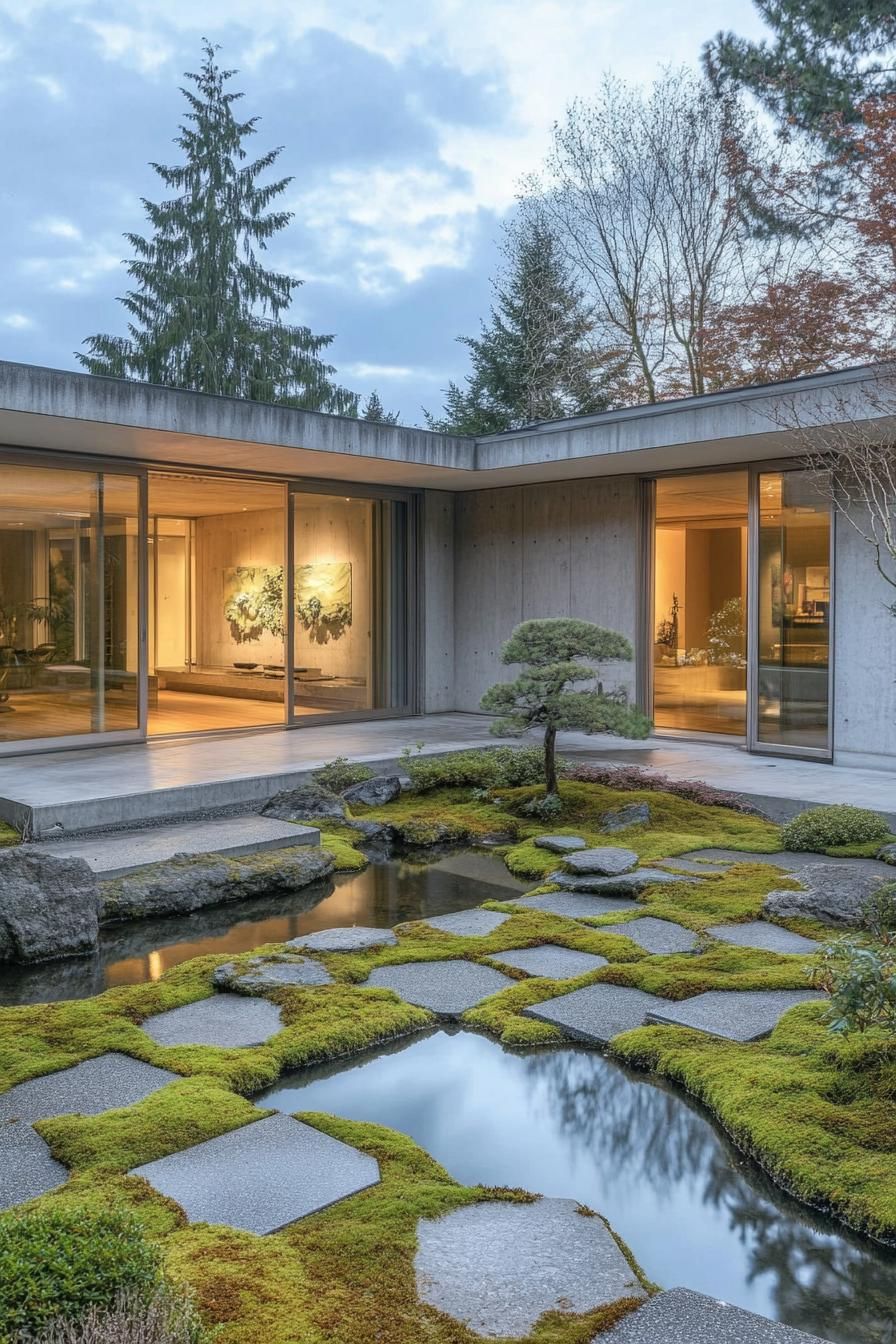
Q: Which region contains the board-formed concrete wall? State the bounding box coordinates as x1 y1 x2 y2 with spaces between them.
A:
833 508 896 768
453 476 641 712
421 491 456 713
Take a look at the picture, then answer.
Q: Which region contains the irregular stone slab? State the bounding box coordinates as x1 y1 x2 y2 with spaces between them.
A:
523 984 666 1044
365 960 513 1018
0 849 100 963
289 925 398 953
488 944 608 979
645 989 824 1042
262 782 347 823
0 1053 177 1124
763 863 889 927
534 835 588 854
707 922 820 955
35 816 319 879
415 1197 645 1338
564 847 639 877
656 855 730 874
600 803 651 833
601 1287 827 1343
141 993 284 1047
130 1113 379 1234
598 917 699 955
422 909 510 937
0 1121 69 1211
213 955 332 993
550 868 697 895
342 775 402 807
512 892 640 919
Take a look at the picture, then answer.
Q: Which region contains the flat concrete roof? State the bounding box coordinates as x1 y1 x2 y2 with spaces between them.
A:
0 359 893 491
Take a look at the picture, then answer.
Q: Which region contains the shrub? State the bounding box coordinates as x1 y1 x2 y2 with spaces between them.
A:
564 762 762 815
312 757 374 794
399 745 551 793
861 882 896 940
812 938 896 1036
21 1288 204 1344
0 1209 163 1342
782 804 890 852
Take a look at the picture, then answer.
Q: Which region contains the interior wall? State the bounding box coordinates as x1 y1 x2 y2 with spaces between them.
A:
195 507 285 668
293 495 372 688
453 476 641 712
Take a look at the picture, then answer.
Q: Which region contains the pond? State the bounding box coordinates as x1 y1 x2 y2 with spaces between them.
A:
0 850 527 1005
257 1028 896 1344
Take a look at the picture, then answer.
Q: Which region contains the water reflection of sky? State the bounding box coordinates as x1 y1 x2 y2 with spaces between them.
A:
259 1030 896 1344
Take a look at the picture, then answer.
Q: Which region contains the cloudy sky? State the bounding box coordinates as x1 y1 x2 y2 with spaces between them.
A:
0 1 767 423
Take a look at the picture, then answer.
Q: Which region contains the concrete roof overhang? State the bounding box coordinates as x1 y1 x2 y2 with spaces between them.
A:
0 360 893 492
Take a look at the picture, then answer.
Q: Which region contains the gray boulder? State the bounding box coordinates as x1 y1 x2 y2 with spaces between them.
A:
564 847 639 877
600 803 651 833
262 783 346 823
878 843 896 867
342 775 402 808
534 835 588 854
763 862 889 927
101 845 334 923
213 953 332 992
0 848 101 962
550 868 697 895
345 818 395 844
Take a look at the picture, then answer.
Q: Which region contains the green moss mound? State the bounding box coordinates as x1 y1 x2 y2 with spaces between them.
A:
782 804 891 853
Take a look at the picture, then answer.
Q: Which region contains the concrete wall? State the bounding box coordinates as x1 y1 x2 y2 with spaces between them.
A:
421 491 455 712
453 476 641 712
833 508 896 767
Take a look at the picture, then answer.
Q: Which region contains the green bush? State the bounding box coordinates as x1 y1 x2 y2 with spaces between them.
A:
22 1287 204 1344
781 804 890 852
312 757 374 794
399 745 552 793
0 1209 163 1342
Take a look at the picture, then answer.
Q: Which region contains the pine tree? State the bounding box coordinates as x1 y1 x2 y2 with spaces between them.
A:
79 41 358 414
426 223 606 434
361 391 400 424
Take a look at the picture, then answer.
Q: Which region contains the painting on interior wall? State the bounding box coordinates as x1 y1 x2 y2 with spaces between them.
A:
223 566 285 643
296 562 352 642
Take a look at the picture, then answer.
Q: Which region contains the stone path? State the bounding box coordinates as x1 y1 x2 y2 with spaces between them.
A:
415 1198 645 1338
488 944 608 979
512 892 641 919
534 834 588 853
707 922 819 955
680 847 895 881
213 955 332 993
422 909 510 937
141 993 284 1047
563 847 639 877
600 1287 827 1342
597 917 699 955
289 926 397 952
364 960 513 1018
524 984 666 1045
645 989 824 1042
130 1113 380 1235
551 868 698 894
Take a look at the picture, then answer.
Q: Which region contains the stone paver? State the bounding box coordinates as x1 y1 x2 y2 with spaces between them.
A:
0 1052 177 1124
0 1121 69 1210
512 892 640 919
564 847 639 877
130 1113 379 1234
141 993 284 1047
656 856 731 874
523 983 666 1044
288 926 398 953
364 960 513 1018
681 847 895 880
213 956 332 993
645 989 824 1042
706 922 820 955
422 909 510 937
551 868 698 895
415 1197 645 1338
598 917 699 955
488 944 608 979
600 1287 827 1343
534 834 588 853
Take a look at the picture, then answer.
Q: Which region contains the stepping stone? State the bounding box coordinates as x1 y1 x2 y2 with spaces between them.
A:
0 1053 177 1125
0 1121 69 1210
534 835 588 854
564 847 639 877
523 984 666 1044
707 922 819 955
550 868 697 895
645 989 824 1042
597 918 699 955
488 944 608 979
415 1197 645 1338
141 993 284 1047
601 1286 827 1342
288 926 398 953
130 1113 379 1234
512 892 640 919
213 955 332 993
422 909 510 937
656 856 731 874
364 960 513 1018
600 803 651 832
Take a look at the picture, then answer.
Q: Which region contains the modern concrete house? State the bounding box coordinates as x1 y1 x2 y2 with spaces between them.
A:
0 358 894 770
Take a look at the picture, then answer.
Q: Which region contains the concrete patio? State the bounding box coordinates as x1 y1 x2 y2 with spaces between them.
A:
3 713 895 837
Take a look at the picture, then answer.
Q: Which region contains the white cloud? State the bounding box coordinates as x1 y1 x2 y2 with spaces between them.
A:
21 241 122 293
2 313 36 329
83 20 173 75
34 216 82 241
32 73 64 99
343 361 443 382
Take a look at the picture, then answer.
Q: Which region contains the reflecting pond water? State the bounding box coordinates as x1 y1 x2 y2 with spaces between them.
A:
258 1029 896 1344
0 850 526 1005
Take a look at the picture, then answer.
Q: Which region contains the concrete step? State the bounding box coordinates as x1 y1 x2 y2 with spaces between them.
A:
30 815 319 878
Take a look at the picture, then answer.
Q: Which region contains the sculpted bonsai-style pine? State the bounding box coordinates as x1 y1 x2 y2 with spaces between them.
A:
481 618 651 798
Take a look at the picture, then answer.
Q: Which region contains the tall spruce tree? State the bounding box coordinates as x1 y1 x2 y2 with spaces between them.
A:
427 223 606 434
80 42 358 413
361 390 400 424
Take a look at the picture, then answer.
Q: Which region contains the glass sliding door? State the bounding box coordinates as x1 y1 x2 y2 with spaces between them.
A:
0 461 143 746
291 489 411 717
753 470 832 755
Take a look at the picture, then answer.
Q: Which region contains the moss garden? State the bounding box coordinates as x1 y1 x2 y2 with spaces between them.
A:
2 760 895 1343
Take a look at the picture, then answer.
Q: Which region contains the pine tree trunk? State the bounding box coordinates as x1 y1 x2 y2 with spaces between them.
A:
544 724 558 796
